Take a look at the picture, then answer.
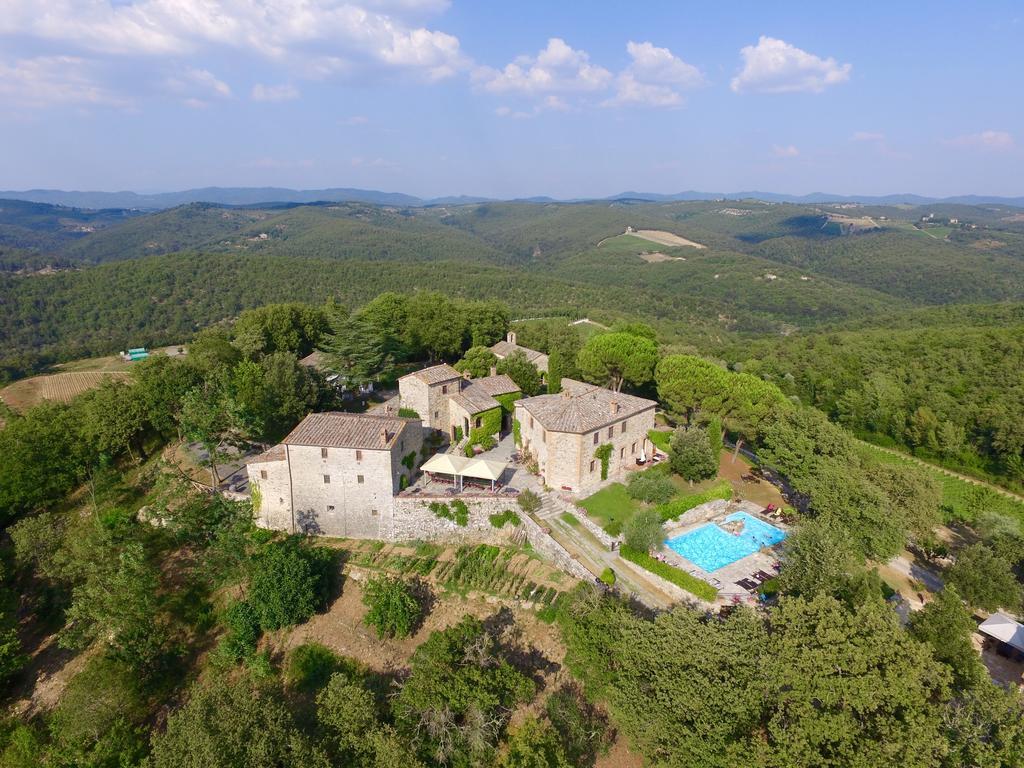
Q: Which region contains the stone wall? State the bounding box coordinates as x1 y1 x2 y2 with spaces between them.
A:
250 456 293 531
519 512 595 583
388 494 523 543
568 502 621 549
398 376 431 428
616 557 712 610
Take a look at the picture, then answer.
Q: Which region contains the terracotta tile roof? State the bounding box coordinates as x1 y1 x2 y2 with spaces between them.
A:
281 412 411 450
450 387 500 415
490 341 547 367
249 445 286 464
299 350 325 368
400 363 463 386
516 379 656 434
471 374 520 396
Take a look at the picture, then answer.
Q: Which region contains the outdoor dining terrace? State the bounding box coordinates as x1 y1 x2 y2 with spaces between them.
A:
399 449 530 499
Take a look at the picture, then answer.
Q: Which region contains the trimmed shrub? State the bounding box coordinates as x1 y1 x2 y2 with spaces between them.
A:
599 568 616 586
398 408 420 419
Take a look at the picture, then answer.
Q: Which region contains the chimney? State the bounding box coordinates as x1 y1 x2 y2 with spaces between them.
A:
380 427 389 445
507 331 517 345
610 400 620 414
462 370 471 380
489 366 497 377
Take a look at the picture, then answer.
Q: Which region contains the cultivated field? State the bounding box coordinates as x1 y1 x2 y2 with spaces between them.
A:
639 251 686 263
597 233 690 263
0 370 129 412
631 229 706 249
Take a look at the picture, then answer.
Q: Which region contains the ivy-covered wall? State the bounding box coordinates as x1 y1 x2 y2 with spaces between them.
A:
495 392 522 413
468 406 502 447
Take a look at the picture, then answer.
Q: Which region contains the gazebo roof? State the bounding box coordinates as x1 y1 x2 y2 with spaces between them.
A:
420 453 471 475
978 612 1024 653
419 453 508 482
463 458 507 481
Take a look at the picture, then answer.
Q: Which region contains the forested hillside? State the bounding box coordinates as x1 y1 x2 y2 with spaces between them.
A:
3 195 1024 490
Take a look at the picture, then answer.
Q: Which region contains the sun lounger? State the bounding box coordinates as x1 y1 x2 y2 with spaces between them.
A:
754 570 774 583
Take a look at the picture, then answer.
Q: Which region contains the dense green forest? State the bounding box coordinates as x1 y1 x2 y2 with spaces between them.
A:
3 196 1024 489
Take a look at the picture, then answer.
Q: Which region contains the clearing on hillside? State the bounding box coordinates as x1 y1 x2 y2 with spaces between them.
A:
630 228 706 249
639 252 687 263
597 233 691 263
1 370 129 412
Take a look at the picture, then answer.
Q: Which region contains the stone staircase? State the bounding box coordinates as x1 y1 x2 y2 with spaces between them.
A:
537 493 565 521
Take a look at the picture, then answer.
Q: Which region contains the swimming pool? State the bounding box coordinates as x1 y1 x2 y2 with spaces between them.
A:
665 512 786 572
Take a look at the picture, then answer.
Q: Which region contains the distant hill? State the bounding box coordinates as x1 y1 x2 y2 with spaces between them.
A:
2 187 1022 210
0 186 426 210
608 190 1024 207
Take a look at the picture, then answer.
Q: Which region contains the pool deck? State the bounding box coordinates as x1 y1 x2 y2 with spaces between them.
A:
659 500 788 603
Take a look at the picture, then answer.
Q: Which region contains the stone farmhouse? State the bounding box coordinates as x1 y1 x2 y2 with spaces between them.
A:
490 331 549 375
247 363 656 540
515 379 657 495
248 411 423 537
397 363 521 444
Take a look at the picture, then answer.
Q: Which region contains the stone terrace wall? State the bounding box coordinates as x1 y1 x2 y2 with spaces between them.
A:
520 513 595 583
562 497 621 549
388 494 522 544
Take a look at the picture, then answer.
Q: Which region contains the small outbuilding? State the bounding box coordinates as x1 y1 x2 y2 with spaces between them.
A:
978 612 1024 660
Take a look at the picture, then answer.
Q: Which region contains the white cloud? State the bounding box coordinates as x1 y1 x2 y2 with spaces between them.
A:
623 41 705 88
475 38 612 94
603 41 705 108
164 66 231 107
0 56 129 109
731 36 851 94
495 95 570 119
340 115 370 125
251 83 300 101
605 75 681 107
852 131 885 142
945 130 1014 150
772 144 800 158
0 1 467 80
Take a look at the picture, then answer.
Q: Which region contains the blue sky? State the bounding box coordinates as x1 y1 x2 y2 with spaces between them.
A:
1 1 1021 198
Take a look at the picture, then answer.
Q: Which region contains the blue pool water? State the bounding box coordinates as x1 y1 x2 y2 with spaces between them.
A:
665 512 786 572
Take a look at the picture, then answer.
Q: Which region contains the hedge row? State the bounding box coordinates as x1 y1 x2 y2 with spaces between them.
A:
655 481 733 522
619 546 719 601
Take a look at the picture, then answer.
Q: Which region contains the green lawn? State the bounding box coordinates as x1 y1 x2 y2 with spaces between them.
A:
578 483 640 535
648 429 672 452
